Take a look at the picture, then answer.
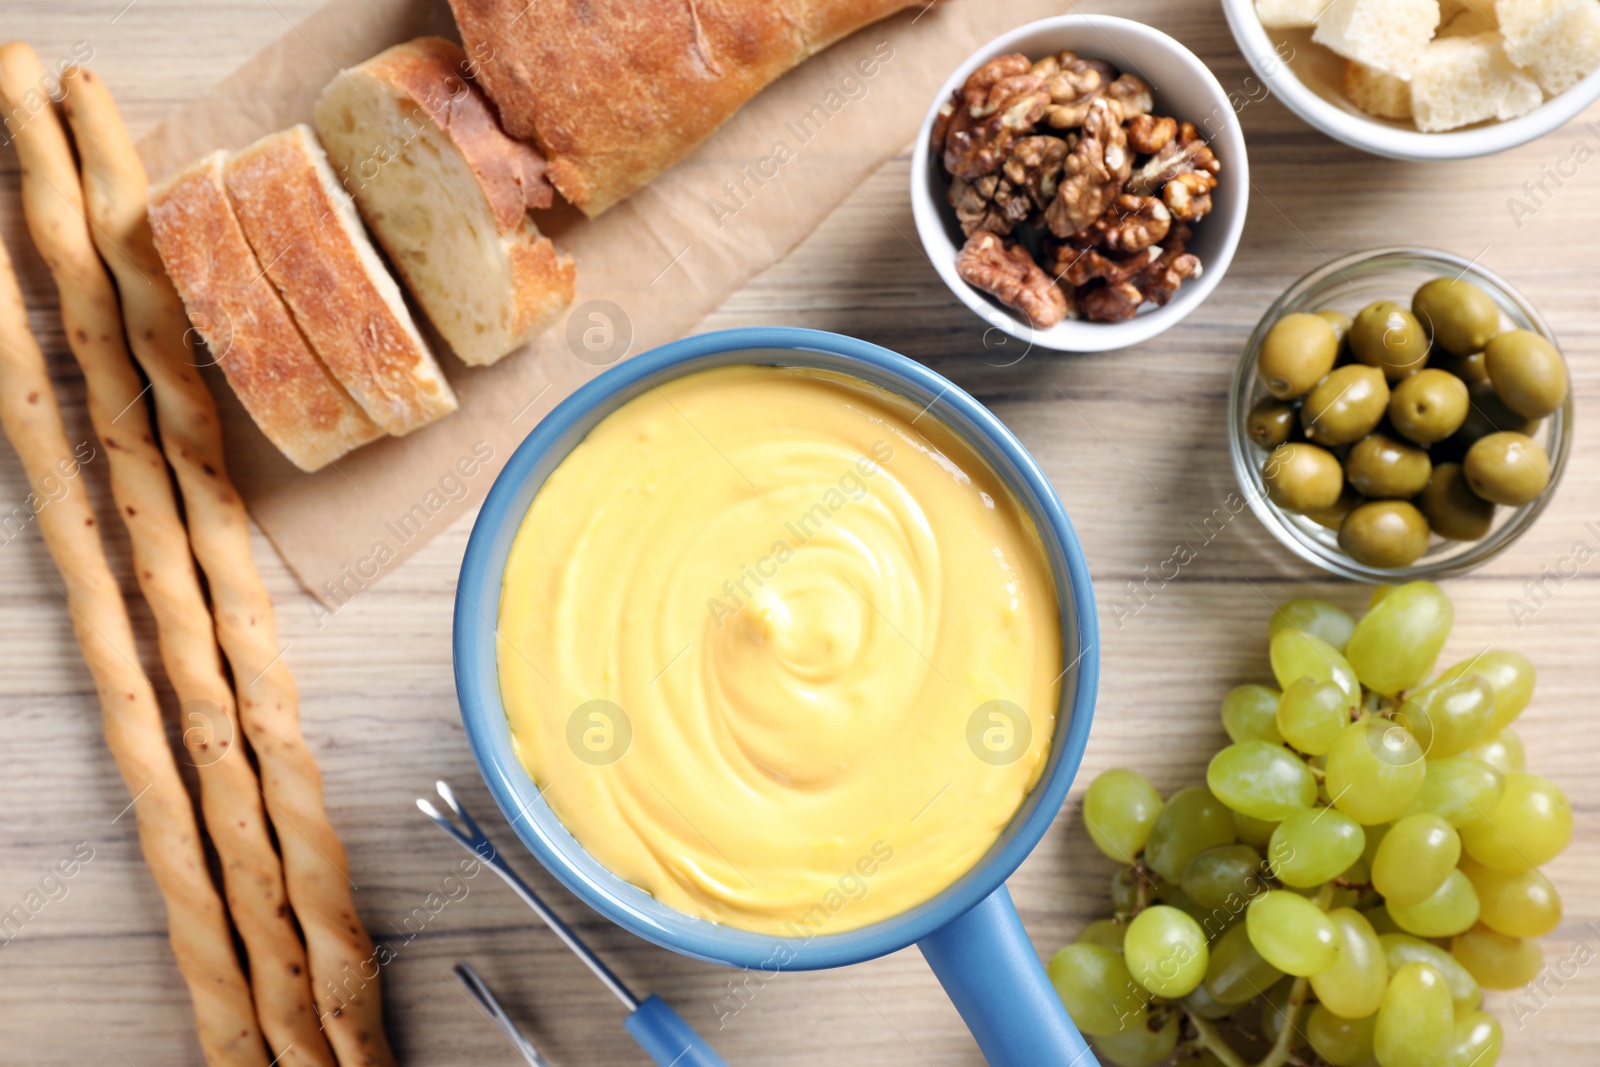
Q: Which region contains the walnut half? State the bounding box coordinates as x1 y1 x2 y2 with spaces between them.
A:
956 231 1071 328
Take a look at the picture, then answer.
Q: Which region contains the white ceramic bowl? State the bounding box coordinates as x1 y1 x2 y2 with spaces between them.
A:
1220 0 1600 160
910 15 1249 354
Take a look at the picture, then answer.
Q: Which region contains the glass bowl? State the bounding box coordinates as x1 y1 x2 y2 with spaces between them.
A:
1230 248 1572 582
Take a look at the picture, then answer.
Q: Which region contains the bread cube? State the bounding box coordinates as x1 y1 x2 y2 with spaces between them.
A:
1411 33 1546 129
1345 61 1416 118
1496 0 1565 43
1256 0 1329 28
1314 0 1442 78
1500 0 1600 93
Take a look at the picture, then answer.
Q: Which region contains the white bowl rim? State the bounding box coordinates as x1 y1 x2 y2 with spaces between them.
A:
909 14 1250 354
1219 0 1600 161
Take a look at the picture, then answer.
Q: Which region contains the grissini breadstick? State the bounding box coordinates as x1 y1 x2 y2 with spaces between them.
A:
56 63 397 1067
0 234 267 1064
46 63 339 1067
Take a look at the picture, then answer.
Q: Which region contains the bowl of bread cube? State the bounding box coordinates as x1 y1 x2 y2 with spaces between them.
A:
1221 0 1600 159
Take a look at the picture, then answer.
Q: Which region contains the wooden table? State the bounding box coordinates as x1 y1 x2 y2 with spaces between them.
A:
2 2 1596 1064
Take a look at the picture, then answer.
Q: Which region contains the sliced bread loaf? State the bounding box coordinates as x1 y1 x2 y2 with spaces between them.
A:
148 152 382 472
312 38 575 367
223 124 457 435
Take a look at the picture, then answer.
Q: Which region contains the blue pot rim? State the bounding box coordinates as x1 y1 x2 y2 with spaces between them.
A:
454 326 1099 971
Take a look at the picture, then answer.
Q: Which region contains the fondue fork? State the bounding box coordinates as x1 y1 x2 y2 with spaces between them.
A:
418 780 731 1067
453 961 551 1065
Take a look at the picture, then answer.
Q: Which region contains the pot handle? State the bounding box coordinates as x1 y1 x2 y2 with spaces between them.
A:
918 884 1098 1067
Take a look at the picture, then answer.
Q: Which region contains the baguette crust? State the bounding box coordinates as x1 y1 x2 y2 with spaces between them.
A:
314 39 576 365
60 66 342 1067
0 43 268 1067
447 0 919 216
148 154 382 471
224 125 456 436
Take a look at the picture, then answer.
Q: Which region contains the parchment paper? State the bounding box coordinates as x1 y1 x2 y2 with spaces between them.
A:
136 0 1066 606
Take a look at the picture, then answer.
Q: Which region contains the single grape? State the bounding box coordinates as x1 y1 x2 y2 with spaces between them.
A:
1076 918 1129 952
1459 772 1572 872
1277 677 1351 755
1386 868 1480 938
1269 597 1357 652
1461 857 1562 938
1204 921 1285 1005
1344 580 1453 696
1375 962 1455 1067
1089 1008 1179 1067
1439 649 1535 733
1207 740 1319 821
1259 978 1308 1049
1325 719 1427 824
1307 1003 1377 1066
1232 809 1278 850
1084 769 1165 864
1465 727 1525 775
1381 933 1482 1014
1445 1011 1503 1067
1393 675 1496 760
1221 684 1284 745
1124 905 1208 998
1406 757 1505 828
1047 943 1149 1036
1247 890 1343 976
1180 981 1238 1020
1269 806 1365 888
1181 843 1267 912
1270 628 1360 707
1451 924 1544 990
1373 813 1461 906
1143 786 1237 884
1309 907 1389 1020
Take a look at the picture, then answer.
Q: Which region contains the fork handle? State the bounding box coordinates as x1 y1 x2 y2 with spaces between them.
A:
624 995 730 1067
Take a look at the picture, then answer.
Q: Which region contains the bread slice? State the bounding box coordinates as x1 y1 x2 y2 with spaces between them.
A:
1345 61 1417 118
1411 32 1544 129
1498 0 1600 93
1315 0 1442 78
312 38 575 367
148 153 382 472
446 0 920 216
1256 0 1331 28
222 125 456 435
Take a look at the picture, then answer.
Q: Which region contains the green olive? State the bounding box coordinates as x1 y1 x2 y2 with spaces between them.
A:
1301 365 1390 446
1484 329 1569 419
1263 443 1345 513
1258 313 1340 399
1305 485 1363 531
1351 300 1431 381
1418 463 1496 541
1463 431 1551 506
1248 396 1298 449
1345 432 1432 499
1433 350 1488 386
1389 368 1470 445
1338 500 1431 569
1413 277 1501 357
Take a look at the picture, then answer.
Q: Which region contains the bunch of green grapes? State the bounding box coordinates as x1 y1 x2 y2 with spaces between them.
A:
1049 582 1570 1067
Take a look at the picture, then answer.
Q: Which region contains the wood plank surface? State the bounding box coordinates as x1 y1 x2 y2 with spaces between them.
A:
1 1 1595 1064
